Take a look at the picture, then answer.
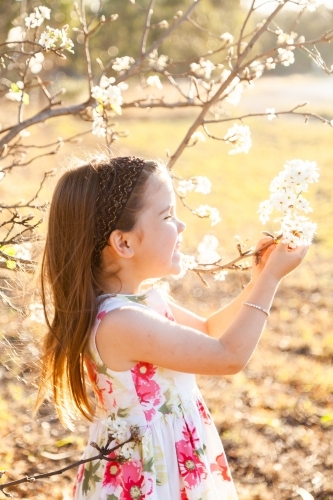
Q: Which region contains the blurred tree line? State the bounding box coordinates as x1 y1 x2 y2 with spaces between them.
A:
1 0 332 84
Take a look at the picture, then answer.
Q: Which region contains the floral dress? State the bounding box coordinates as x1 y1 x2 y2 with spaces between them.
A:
73 288 238 500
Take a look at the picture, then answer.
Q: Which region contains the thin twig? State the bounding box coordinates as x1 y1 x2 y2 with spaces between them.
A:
0 430 140 496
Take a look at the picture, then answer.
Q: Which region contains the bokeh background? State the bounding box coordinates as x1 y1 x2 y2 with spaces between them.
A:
0 1 333 499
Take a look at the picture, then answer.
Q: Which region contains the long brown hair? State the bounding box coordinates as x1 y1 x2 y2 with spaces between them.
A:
36 155 160 427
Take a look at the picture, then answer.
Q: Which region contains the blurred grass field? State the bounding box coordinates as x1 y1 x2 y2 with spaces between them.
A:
0 76 333 499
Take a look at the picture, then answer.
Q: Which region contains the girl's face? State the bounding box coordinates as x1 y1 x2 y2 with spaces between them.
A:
131 171 186 280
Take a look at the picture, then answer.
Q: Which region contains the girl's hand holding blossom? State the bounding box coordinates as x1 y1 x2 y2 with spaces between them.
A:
251 237 309 284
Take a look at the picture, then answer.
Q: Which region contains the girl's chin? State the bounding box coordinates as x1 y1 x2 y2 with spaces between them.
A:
173 251 182 260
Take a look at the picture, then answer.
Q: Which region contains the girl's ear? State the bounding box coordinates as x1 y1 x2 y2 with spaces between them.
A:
108 230 134 258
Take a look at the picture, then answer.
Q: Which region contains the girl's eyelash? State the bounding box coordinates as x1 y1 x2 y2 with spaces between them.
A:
164 215 172 220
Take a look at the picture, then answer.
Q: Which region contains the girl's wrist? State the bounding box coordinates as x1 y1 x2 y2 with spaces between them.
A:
257 269 281 287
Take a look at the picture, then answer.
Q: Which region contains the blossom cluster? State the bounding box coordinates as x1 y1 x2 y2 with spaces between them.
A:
192 205 221 226
5 81 29 105
177 176 211 197
91 76 125 136
258 159 319 247
25 6 51 28
39 25 74 53
112 56 134 73
148 50 168 71
190 59 216 80
223 123 252 155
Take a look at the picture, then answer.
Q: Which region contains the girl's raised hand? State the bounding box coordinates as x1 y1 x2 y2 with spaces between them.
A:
251 237 277 283
260 241 309 283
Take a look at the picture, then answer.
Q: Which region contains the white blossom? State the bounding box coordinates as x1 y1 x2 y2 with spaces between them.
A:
25 6 51 28
277 31 297 45
213 270 228 281
39 26 74 53
258 159 319 247
220 70 244 106
277 48 295 67
103 418 131 443
146 75 163 89
266 108 277 121
190 58 216 79
220 32 234 44
177 176 211 197
112 56 134 72
19 129 31 137
92 108 107 137
148 50 168 70
117 82 129 91
193 205 221 226
121 442 135 459
249 60 265 79
5 81 29 105
29 52 44 74
91 76 123 115
224 123 252 155
258 199 273 224
6 26 25 46
265 57 276 71
193 176 211 194
190 131 206 144
197 235 220 264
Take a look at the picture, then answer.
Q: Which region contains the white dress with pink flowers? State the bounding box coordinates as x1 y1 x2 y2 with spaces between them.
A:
73 288 238 500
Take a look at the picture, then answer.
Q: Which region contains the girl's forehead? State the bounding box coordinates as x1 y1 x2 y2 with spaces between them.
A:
144 173 175 207
150 171 174 194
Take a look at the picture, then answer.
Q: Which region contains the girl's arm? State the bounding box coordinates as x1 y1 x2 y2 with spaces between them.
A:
167 237 275 338
96 242 308 376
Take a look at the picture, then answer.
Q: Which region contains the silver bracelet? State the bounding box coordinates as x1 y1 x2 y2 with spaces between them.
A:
243 302 270 317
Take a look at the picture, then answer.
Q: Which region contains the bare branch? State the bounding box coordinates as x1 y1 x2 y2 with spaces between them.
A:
140 0 156 55
0 428 141 496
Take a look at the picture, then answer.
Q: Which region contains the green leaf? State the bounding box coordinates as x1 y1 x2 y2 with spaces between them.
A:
11 83 19 92
82 461 101 496
158 402 173 415
106 495 119 500
196 446 205 456
144 457 154 473
117 407 129 418
6 260 16 270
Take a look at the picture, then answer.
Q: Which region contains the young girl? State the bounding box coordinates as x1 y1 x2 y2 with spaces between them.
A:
37 155 308 500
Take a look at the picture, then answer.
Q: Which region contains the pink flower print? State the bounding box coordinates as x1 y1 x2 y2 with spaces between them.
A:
76 463 85 484
97 310 107 321
176 440 207 489
181 421 200 450
131 362 156 382
102 456 123 488
131 363 162 422
106 379 113 394
196 398 212 425
121 461 146 500
210 453 231 482
180 488 188 500
73 463 85 497
135 378 162 423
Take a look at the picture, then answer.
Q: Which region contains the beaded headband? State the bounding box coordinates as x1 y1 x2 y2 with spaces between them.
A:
92 156 146 265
